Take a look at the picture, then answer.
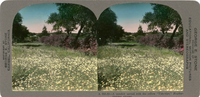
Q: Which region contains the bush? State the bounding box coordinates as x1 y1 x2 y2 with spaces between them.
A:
39 34 97 56
80 36 97 55
135 35 144 42
39 35 66 47
139 34 183 54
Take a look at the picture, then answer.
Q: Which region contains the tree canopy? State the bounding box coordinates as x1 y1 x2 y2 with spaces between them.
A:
141 4 182 42
136 25 144 35
47 4 124 46
38 26 49 37
12 13 29 42
47 3 97 44
97 8 124 45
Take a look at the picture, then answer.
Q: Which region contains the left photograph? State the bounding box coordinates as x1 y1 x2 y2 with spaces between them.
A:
12 3 98 91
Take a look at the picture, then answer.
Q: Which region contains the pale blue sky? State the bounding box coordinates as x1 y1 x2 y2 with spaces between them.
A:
18 3 154 33
110 3 153 32
19 3 58 33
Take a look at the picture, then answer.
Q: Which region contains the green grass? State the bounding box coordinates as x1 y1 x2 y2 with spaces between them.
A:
111 41 138 44
12 42 183 91
97 44 183 91
12 42 97 91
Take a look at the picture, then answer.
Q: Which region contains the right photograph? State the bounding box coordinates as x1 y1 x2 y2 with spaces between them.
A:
97 3 184 91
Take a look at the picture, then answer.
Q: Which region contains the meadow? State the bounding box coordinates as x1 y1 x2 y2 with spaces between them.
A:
97 43 183 91
12 42 97 91
12 41 184 91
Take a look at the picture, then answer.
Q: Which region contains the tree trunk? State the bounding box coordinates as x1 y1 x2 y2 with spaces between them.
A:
74 24 84 49
159 29 165 40
168 24 179 48
170 24 179 41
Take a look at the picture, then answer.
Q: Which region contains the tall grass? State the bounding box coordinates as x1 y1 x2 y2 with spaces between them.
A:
97 45 183 91
12 42 183 91
12 43 97 91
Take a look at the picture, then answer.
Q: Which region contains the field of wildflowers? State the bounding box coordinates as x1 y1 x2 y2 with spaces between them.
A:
97 45 183 91
12 41 183 91
12 43 97 91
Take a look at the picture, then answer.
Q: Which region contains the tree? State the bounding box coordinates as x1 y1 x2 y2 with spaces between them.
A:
38 26 49 37
136 25 144 35
112 24 125 41
42 26 48 35
141 4 182 44
47 3 96 49
12 12 29 42
47 12 76 35
97 8 124 45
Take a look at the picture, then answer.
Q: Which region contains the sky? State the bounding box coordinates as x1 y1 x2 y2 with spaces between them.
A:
18 3 176 33
19 3 59 33
110 3 153 33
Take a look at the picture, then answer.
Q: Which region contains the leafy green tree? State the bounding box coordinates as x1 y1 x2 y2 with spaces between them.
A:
47 12 76 35
97 8 124 45
38 26 50 37
112 24 125 41
141 4 182 43
12 12 29 42
42 26 49 35
47 3 96 49
136 25 144 35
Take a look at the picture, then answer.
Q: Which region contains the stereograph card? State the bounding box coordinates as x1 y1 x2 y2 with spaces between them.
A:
0 0 200 97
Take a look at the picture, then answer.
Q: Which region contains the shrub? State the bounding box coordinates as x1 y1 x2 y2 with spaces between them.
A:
80 36 97 55
139 34 183 54
39 35 66 47
135 35 144 42
39 34 97 56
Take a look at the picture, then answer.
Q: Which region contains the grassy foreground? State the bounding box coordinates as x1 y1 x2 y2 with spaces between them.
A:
12 42 184 91
98 44 183 91
12 43 97 91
